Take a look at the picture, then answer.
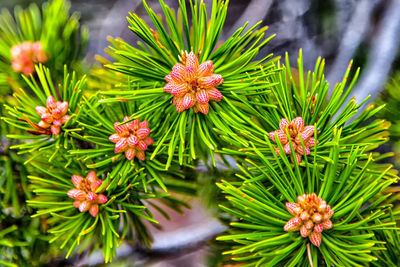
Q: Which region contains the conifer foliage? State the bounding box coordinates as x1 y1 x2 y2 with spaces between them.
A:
0 0 399 266
0 0 88 91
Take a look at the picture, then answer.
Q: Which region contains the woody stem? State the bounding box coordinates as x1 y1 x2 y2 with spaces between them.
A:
307 243 314 267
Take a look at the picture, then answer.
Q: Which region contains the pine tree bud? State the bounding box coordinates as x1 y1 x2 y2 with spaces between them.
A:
164 51 223 114
109 117 153 161
269 117 317 163
67 171 108 217
284 193 334 247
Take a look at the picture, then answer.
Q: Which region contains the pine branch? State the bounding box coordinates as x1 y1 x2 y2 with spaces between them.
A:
100 0 277 165
217 141 397 265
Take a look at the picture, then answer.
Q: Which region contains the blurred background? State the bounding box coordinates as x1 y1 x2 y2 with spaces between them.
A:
1 0 400 266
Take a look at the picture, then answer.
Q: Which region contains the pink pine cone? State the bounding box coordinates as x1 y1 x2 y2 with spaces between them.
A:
109 117 153 161
270 117 317 163
34 96 70 136
283 193 333 247
11 41 47 75
67 171 108 217
164 51 224 114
